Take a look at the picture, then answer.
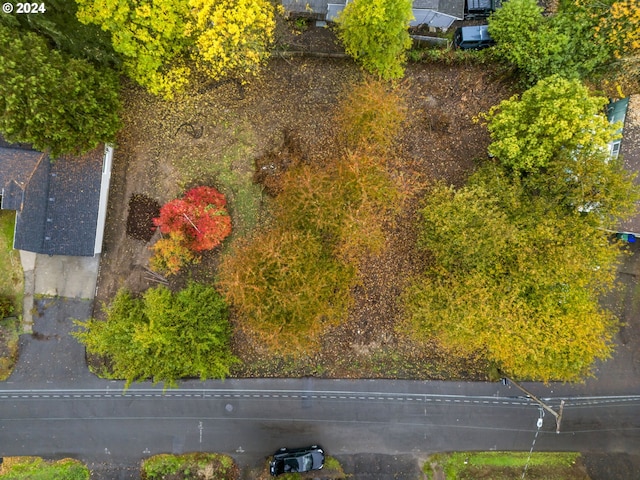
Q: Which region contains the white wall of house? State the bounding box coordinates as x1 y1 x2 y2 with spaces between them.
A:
93 144 113 255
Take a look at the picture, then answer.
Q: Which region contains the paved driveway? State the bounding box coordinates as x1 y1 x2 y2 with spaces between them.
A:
19 251 99 332
6 297 97 387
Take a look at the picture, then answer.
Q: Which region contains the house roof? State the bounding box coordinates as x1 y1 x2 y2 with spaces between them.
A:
0 139 106 256
0 141 45 210
284 0 464 23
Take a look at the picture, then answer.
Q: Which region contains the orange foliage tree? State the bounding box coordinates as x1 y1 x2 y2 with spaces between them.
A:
151 186 232 275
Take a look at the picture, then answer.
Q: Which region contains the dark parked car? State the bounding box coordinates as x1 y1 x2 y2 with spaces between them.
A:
269 445 325 476
453 25 495 50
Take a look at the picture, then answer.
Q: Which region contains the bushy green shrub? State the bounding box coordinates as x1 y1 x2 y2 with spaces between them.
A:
0 295 14 318
74 283 238 387
141 453 239 480
336 0 413 79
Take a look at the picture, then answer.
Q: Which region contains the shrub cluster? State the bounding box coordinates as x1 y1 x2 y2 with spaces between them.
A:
74 283 238 387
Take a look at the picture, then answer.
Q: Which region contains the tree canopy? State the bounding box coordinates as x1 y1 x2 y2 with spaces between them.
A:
74 283 238 388
403 167 622 382
218 81 405 356
574 0 640 60
188 0 276 81
0 0 119 68
488 0 640 89
489 0 575 83
481 75 619 172
0 24 121 157
75 0 277 98
336 0 413 80
404 71 639 381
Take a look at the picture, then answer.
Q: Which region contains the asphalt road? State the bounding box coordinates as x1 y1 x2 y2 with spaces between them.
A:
1 382 639 478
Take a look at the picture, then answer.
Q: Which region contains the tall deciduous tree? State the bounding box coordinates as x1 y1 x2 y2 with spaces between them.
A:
403 167 622 382
489 0 572 82
188 0 276 82
75 0 277 98
336 0 413 80
74 283 238 388
0 24 121 157
481 75 619 172
522 150 638 227
75 0 192 98
488 0 610 84
572 0 640 59
0 0 119 68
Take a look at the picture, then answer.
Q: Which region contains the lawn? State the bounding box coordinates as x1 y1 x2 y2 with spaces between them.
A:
0 210 22 380
0 457 89 479
0 210 23 309
425 452 592 480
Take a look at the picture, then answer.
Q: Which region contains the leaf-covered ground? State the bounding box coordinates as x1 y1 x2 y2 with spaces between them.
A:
95 25 513 380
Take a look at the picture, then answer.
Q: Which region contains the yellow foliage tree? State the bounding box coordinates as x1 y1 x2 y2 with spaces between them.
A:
76 0 277 98
188 0 277 81
593 0 640 59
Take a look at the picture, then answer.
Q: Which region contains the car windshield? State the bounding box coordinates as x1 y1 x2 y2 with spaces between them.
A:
285 453 312 472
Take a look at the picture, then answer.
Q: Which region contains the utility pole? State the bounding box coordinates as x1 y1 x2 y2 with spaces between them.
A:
502 376 565 433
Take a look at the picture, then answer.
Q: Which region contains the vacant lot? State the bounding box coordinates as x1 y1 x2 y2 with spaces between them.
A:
94 50 512 379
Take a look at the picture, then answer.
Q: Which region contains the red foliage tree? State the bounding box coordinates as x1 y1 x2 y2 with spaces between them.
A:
153 186 232 252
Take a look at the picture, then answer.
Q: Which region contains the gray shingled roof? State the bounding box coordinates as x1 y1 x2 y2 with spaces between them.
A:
0 140 105 256
0 142 44 211
283 0 464 21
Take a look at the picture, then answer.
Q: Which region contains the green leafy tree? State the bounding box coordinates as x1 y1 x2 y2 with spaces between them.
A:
75 0 192 98
0 25 121 157
74 283 238 387
572 0 640 59
481 75 619 172
522 150 639 227
568 0 640 92
488 0 609 83
0 0 120 68
336 0 413 80
76 0 277 98
489 0 572 82
403 168 622 382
